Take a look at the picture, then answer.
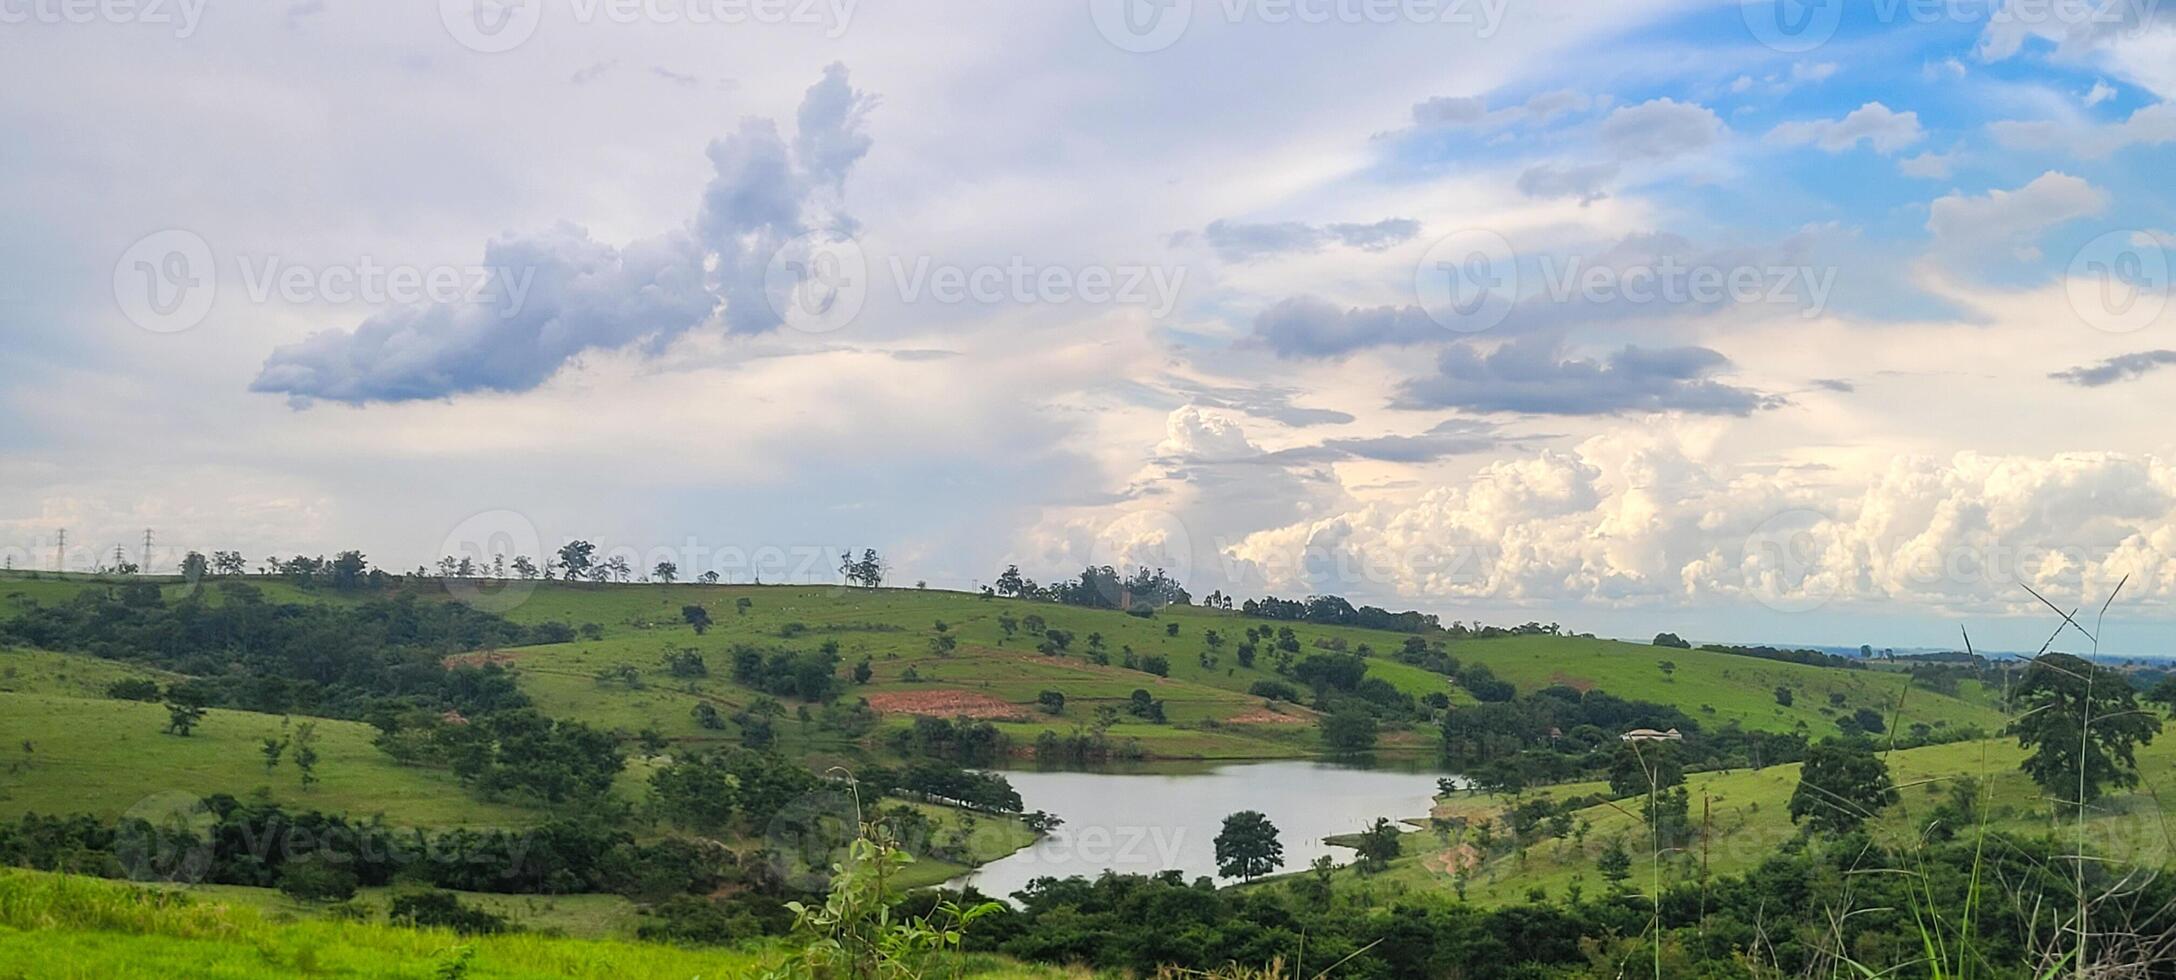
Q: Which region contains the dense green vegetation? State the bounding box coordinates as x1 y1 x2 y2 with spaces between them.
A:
3 561 2171 977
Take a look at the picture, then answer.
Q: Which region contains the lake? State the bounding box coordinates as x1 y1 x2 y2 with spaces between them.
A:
948 759 1448 899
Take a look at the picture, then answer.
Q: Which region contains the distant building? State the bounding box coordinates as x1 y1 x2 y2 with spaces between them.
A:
1620 727 1682 742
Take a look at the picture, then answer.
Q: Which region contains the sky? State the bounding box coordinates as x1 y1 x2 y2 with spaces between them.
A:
4 0 2176 654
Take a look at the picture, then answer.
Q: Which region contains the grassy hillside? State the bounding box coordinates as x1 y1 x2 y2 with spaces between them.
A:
1440 633 2011 735
0 573 2011 763
473 581 2005 753
0 868 1074 979
0 691 539 828
1312 732 2176 908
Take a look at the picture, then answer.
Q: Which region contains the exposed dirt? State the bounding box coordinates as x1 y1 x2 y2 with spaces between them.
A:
1224 707 1314 725
1547 670 1596 692
865 689 1029 720
442 650 521 669
1424 844 1483 877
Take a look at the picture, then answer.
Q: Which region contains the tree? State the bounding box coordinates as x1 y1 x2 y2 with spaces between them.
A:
681 604 712 635
1788 737 1899 834
260 736 287 773
556 540 596 581
1036 690 1065 715
1320 707 1379 752
1213 810 1284 882
2145 675 2176 718
654 561 678 583
1354 817 1401 873
1597 836 1632 888
179 550 209 582
852 659 874 684
1773 685 1794 707
2010 652 2161 807
292 721 321 790
1608 742 1683 798
163 697 206 737
1652 632 1691 649
511 555 539 580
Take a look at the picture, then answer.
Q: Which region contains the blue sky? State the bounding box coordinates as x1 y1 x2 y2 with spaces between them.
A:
4 0 2176 653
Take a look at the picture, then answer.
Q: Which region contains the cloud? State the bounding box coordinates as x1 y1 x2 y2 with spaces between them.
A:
1226 439 2176 612
1197 217 1421 261
1599 98 1724 160
1411 94 1488 126
1158 378 1358 427
2086 80 2117 105
253 65 875 405
1898 150 1957 178
1393 335 1780 416
1516 162 1616 203
1925 171 2107 260
1246 296 1442 359
1410 89 1593 130
1281 419 1534 464
1767 102 1925 154
2050 350 2176 386
1791 61 1839 84
1990 102 2176 159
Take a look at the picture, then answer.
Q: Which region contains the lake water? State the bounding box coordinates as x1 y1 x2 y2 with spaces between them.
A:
948 759 1447 900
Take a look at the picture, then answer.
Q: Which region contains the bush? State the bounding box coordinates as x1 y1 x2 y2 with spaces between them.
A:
388 891 507 935
104 679 162 701
1248 680 1301 702
276 857 359 903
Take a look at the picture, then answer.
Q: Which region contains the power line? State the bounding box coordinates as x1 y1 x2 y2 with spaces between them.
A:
54 529 65 573
142 528 154 574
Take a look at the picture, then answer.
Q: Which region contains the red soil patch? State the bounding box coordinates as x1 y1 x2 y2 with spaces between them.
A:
865 689 1028 721
1225 707 1314 725
1424 844 1483 877
1547 671 1596 692
443 650 521 669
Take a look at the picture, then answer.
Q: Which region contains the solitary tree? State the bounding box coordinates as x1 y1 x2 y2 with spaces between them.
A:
1214 810 1285 882
555 540 596 581
2010 652 2161 808
1788 737 1899 834
163 693 206 737
260 736 287 774
292 721 321 790
1320 708 1379 752
681 604 712 635
653 561 678 584
1597 836 1632 888
1354 817 1401 873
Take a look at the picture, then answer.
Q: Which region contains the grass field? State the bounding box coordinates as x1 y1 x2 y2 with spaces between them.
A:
0 691 540 828
0 868 1078 979
1306 733 2176 909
